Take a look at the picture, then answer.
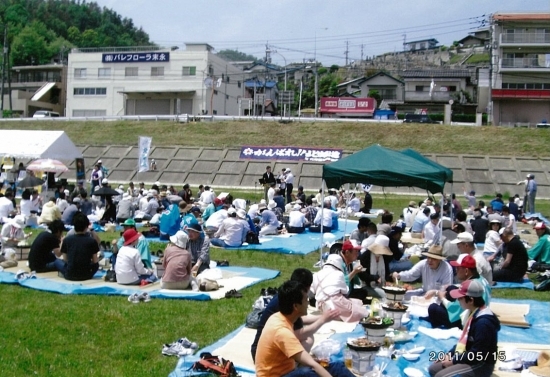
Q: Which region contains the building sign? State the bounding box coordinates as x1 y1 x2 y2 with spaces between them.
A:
240 146 342 162
320 97 376 114
102 52 170 63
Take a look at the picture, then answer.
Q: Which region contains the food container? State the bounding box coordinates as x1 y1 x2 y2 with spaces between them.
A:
347 338 381 375
382 286 406 303
360 317 394 343
382 303 408 328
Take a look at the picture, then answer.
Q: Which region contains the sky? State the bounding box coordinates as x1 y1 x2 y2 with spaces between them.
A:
92 0 549 66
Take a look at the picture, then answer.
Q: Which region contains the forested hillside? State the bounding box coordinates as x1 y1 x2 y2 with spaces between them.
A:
0 0 152 66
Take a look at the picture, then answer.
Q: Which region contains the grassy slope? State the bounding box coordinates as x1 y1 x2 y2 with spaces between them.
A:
1 121 550 377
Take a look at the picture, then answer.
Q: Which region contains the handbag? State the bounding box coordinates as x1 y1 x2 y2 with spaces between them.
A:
245 308 263 329
191 352 240 377
245 231 260 245
104 269 117 282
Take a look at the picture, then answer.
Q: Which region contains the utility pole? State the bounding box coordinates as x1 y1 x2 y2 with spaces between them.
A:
263 43 270 117
0 24 7 115
345 40 349 66
361 44 364 61
488 14 494 125
314 28 327 118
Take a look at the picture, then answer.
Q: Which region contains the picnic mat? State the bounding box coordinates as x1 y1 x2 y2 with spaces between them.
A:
145 219 359 255
0 265 279 301
490 302 531 328
169 298 550 377
492 278 535 290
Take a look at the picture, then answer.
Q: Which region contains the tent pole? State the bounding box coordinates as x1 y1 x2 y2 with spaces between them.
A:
343 183 350 238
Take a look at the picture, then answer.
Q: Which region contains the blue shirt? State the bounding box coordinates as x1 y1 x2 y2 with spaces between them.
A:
260 210 278 226
411 212 429 232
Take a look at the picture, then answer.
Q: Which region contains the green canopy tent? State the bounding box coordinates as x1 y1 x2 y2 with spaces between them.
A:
320 144 454 259
323 144 453 194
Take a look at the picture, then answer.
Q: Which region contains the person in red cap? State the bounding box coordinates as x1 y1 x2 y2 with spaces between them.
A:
426 254 491 329
528 222 550 265
114 228 155 285
428 279 500 377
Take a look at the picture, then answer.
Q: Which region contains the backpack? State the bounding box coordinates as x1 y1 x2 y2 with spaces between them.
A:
246 231 260 245
191 352 240 377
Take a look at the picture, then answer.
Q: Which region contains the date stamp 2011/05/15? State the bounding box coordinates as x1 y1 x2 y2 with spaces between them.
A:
429 351 506 362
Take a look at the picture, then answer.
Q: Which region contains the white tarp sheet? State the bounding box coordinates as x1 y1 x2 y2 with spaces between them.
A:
0 130 82 160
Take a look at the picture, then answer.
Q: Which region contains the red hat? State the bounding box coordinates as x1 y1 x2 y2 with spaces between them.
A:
123 229 140 246
534 222 547 230
341 240 361 251
214 198 223 206
450 254 476 269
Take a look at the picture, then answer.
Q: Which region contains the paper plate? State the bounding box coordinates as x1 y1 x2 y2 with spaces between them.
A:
408 346 425 354
404 367 424 377
402 353 420 361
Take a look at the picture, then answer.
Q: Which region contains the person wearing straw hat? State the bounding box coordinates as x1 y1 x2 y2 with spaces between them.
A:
115 228 155 285
311 253 369 322
529 351 550 377
1 215 30 256
428 279 500 377
392 245 453 301
160 231 192 290
356 234 393 299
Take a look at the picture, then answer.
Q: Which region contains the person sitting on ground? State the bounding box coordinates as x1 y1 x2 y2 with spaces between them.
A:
303 197 318 225
349 217 371 247
115 228 155 285
258 202 279 236
423 212 441 244
28 220 67 273
490 193 504 214
492 228 528 283
357 235 393 300
361 190 373 214
386 226 413 277
78 191 93 216
255 280 355 377
392 245 454 301
1 215 31 256
19 189 33 218
250 268 340 362
0 190 16 223
30 189 43 215
38 197 62 225
501 206 517 234
61 197 80 226
428 280 500 377
287 204 308 234
210 207 247 248
203 203 228 237
426 254 491 329
112 219 152 268
160 230 192 290
116 193 134 224
56 192 69 214
185 222 211 275
470 208 489 244
455 210 473 235
60 213 99 281
403 201 417 229
484 219 503 258
528 222 550 265
451 232 493 285
359 222 378 252
311 251 368 322
312 201 337 233
411 207 431 233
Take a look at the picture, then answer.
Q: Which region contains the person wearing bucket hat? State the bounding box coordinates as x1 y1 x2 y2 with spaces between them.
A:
392 245 453 301
354 235 393 300
426 254 492 329
528 222 550 265
452 232 494 285
210 207 248 248
258 200 279 236
1 215 30 257
185 222 211 276
311 253 369 323
115 228 154 285
112 218 152 269
529 351 550 377
428 279 500 377
160 231 192 290
484 218 503 255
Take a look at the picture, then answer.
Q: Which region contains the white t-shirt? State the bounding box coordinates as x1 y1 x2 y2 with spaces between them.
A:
288 210 306 227
115 245 151 284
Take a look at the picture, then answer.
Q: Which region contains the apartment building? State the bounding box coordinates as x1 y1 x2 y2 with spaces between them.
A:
491 12 550 125
66 44 244 117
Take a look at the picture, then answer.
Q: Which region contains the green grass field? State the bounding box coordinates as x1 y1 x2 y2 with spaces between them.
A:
1 120 550 377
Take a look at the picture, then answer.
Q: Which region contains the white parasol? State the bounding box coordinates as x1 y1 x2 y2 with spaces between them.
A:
26 159 69 174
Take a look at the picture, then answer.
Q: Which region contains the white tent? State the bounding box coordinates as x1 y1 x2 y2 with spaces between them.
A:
0 130 82 160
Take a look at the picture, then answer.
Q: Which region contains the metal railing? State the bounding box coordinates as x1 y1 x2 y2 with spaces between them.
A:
501 58 550 69
71 46 164 53
501 32 550 44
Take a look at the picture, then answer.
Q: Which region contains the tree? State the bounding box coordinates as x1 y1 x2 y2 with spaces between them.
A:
217 49 258 62
368 90 381 108
11 24 49 65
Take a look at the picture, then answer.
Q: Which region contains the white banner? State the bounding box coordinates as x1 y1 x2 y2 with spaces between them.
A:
138 136 152 173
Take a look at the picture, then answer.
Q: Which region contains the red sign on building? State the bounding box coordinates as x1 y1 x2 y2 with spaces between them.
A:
320 97 377 115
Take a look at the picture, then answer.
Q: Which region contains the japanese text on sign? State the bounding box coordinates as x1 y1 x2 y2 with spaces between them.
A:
240 146 342 162
102 52 170 63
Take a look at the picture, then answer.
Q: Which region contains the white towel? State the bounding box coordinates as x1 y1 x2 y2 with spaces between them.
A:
418 325 462 340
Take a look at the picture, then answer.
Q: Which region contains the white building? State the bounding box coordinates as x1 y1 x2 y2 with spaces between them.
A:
66 44 245 117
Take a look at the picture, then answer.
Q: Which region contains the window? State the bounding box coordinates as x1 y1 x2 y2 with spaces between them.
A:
74 68 87 78
415 86 424 92
182 66 196 76
125 67 138 77
208 65 214 75
98 68 111 78
72 109 107 117
238 81 241 88
448 86 457 92
213 90 218 95
73 87 107 95
151 67 164 76
226 95 229 100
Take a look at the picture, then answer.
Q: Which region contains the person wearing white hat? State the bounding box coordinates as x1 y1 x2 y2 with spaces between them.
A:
528 222 550 264
0 215 30 256
483 218 502 256
210 207 247 248
258 202 279 236
284 168 294 204
160 231 192 290
392 245 454 301
311 253 369 322
356 234 393 299
287 204 308 234
452 232 493 285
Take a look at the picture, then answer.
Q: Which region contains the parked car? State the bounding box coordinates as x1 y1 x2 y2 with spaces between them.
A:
403 113 437 124
33 110 60 118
